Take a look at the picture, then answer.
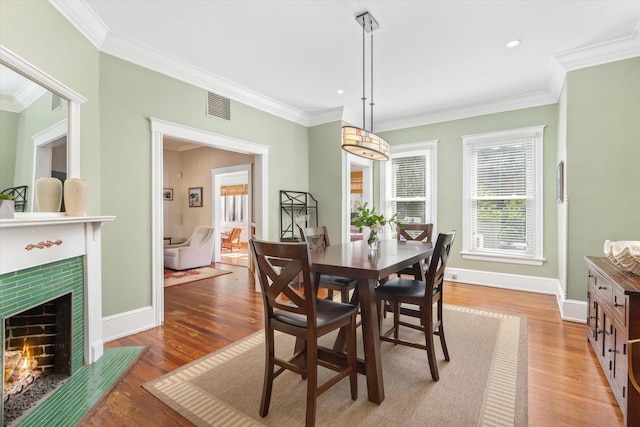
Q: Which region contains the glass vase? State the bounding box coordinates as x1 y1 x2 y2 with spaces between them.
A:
367 230 380 251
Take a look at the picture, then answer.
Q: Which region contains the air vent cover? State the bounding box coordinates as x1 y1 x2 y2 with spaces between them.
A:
51 93 61 111
207 91 231 120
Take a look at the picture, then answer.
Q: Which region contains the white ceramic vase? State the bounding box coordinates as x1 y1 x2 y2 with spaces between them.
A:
64 178 88 216
0 200 15 218
36 177 62 212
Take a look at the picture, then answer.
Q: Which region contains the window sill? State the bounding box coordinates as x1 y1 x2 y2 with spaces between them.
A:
460 251 545 266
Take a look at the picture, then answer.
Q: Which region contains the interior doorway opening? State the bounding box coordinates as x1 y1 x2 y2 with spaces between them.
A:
214 166 251 267
345 154 373 243
151 118 269 326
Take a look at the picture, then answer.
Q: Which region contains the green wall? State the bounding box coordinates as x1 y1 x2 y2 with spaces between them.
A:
308 121 344 243
565 57 640 300
98 53 309 314
0 110 18 190
380 105 560 279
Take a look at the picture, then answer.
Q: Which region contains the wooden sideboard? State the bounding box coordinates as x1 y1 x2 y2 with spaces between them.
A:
586 256 640 426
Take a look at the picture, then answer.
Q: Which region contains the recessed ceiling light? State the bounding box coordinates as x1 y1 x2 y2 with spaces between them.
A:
337 89 344 94
506 40 521 48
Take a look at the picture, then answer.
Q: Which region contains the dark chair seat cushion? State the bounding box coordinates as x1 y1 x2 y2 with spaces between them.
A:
375 277 430 299
319 274 357 287
274 299 358 329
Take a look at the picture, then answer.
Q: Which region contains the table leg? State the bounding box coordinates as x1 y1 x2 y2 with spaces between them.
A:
358 277 385 404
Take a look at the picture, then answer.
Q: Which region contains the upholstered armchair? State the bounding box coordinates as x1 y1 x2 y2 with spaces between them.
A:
164 226 215 270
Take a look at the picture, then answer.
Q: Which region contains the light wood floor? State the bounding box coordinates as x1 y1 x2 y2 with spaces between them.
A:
219 244 249 267
85 264 623 426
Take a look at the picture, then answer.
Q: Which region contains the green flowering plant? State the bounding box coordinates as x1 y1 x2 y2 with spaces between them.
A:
351 201 401 246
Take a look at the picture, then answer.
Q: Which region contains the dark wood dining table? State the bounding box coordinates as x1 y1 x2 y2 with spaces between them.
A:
309 238 434 404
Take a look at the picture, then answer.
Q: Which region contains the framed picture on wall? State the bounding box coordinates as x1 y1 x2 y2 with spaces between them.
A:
163 188 173 201
188 187 203 207
556 161 564 204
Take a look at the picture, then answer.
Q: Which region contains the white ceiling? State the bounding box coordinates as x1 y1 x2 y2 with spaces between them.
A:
51 1 640 131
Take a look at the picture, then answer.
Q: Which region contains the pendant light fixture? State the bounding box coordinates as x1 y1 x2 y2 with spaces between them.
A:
341 11 390 162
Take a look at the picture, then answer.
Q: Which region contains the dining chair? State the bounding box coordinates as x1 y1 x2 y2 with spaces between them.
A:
249 239 358 427
299 226 358 303
394 223 434 279
375 230 456 381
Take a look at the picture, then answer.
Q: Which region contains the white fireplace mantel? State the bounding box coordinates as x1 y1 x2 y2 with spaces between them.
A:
0 213 115 364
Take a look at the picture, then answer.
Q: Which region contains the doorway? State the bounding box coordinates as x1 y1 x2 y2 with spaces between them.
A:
345 154 373 242
213 165 251 267
151 118 269 326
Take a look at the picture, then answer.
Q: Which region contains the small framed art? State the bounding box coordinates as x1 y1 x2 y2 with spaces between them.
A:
188 187 203 207
163 188 173 201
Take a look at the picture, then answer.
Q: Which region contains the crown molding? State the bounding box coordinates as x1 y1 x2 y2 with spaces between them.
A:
554 22 640 72
51 1 640 132
376 90 557 132
0 83 47 113
308 107 345 127
48 0 108 50
0 95 21 113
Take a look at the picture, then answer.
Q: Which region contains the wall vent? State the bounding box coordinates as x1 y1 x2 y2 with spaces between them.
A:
51 93 62 112
207 91 231 120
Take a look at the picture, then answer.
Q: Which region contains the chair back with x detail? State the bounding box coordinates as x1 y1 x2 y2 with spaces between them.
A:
394 223 434 279
396 223 433 243
300 226 358 304
375 230 456 382
249 239 358 427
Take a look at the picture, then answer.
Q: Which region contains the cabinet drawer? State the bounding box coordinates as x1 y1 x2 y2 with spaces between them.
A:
612 286 627 326
592 270 614 304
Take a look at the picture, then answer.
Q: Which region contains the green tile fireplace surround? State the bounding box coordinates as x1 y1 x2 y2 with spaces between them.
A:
1 258 85 426
0 257 86 371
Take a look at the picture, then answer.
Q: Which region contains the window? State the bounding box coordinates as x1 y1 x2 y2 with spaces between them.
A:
221 184 248 222
462 126 544 265
382 141 437 236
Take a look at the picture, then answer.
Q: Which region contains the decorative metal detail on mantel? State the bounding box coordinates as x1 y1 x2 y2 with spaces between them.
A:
25 240 63 250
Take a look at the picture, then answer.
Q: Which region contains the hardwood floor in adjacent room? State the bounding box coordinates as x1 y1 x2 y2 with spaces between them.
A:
85 265 624 426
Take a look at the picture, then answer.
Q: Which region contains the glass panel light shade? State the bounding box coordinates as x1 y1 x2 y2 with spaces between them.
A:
341 126 390 161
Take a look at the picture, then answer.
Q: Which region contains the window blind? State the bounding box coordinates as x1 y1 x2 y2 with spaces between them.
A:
386 153 431 224
468 137 535 256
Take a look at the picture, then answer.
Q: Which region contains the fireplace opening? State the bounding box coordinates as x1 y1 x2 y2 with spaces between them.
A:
3 293 72 426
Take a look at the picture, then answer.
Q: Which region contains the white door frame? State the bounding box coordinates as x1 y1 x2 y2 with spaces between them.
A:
31 120 67 211
150 118 269 326
212 165 251 262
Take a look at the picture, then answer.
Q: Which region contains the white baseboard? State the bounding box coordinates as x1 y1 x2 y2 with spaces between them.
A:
102 305 158 342
445 267 587 323
445 267 558 294
558 296 588 323
101 268 588 343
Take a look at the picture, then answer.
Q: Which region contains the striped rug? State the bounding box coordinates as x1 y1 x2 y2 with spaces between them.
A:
143 305 527 426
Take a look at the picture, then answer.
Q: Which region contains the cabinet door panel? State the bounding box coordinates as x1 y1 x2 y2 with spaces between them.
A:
611 319 628 413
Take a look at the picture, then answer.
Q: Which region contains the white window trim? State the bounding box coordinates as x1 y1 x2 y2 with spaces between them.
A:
461 125 545 266
380 140 438 238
